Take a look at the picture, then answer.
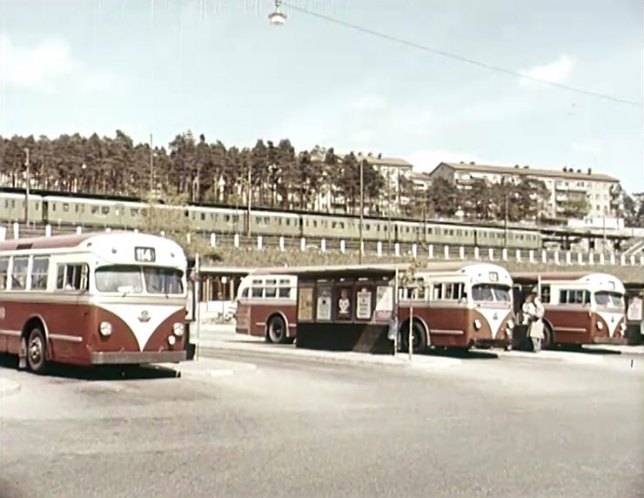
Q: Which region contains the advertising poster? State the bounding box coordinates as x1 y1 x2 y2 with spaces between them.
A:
356 288 372 320
336 286 352 321
298 287 314 321
316 287 332 321
375 285 394 321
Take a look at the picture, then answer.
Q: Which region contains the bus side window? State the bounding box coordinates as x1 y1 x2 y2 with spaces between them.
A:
278 286 290 298
432 284 443 300
11 256 29 290
251 287 263 298
57 264 89 291
540 285 550 303
30 257 50 290
0 257 9 290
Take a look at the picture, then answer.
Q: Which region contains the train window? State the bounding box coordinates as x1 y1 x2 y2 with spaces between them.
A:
233 215 239 223
30 257 49 290
35 202 40 210
11 256 29 290
131 208 139 216
75 205 80 213
365 224 370 231
200 213 205 221
427 228 433 234
313 221 318 227
0 257 8 290
52 204 57 212
224 215 230 222
102 206 110 215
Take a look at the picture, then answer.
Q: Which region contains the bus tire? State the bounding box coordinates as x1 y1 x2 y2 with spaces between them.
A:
542 323 554 350
26 326 47 374
399 320 427 354
267 316 288 344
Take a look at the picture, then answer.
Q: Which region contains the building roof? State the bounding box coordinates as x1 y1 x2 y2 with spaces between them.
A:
435 162 619 183
309 151 413 169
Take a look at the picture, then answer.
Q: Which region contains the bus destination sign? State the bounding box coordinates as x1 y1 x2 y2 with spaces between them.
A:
134 247 156 262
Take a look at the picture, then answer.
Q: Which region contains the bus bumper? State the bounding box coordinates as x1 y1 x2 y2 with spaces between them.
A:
591 337 627 345
90 351 187 365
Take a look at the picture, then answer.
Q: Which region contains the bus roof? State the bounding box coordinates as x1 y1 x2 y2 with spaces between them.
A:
248 261 507 279
511 271 609 284
0 232 187 267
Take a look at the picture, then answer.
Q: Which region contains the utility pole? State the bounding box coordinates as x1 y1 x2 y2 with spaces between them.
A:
149 133 154 195
359 159 364 264
246 161 252 237
23 148 30 227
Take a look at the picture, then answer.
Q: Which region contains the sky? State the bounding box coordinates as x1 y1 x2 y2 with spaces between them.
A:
0 0 642 192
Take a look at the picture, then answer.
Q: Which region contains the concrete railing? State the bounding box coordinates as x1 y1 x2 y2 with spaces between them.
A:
5 222 643 268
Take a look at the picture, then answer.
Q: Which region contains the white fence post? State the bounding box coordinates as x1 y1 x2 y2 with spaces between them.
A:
340 240 346 253
488 248 494 261
412 243 418 258
599 253 605 265
629 255 635 266
588 251 594 265
529 250 535 263
186 233 191 244
257 236 263 250
45 225 52 237
577 252 584 265
210 233 216 247
395 243 400 257
541 250 547 263
554 251 560 265
459 246 465 259
620 253 626 266
565 251 571 265
279 236 285 252
428 244 434 259
474 247 480 260
502 248 508 261
444 245 450 259
300 238 306 252
13 222 19 239
515 249 521 262
377 241 383 257
610 253 616 265
77 226 83 235
234 233 240 248
321 238 326 252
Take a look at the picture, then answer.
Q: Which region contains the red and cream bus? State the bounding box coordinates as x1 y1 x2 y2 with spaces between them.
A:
0 232 188 373
234 274 297 344
234 262 515 352
512 272 627 348
397 262 515 352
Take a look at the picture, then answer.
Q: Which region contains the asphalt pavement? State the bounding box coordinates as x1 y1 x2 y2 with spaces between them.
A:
0 328 642 498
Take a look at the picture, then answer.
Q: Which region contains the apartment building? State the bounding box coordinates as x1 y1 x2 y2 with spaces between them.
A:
428 162 622 219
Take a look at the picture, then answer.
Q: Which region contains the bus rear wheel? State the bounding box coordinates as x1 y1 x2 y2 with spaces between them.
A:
542 324 554 350
400 321 427 354
267 316 289 344
26 327 47 374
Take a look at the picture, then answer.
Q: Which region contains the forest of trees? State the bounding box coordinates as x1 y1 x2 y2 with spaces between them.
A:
1 130 642 226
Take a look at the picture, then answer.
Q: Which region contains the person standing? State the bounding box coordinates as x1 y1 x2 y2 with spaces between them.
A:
525 292 545 352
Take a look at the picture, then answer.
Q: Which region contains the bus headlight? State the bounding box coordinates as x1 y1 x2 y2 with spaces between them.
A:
99 321 112 337
474 319 482 330
597 321 604 330
168 335 176 346
173 323 185 337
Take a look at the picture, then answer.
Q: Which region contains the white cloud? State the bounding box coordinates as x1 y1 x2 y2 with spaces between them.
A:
405 149 495 173
520 55 574 85
0 35 126 94
349 94 388 112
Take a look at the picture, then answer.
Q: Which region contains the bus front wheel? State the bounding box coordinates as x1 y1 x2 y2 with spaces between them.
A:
267 316 288 344
26 327 47 374
400 321 427 354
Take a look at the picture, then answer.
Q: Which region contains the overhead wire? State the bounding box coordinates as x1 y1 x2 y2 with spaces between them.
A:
282 1 641 108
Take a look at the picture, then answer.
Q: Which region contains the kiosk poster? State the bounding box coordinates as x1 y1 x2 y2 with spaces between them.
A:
627 296 642 321
316 287 332 321
375 285 394 321
356 288 373 320
298 287 314 321
336 287 352 321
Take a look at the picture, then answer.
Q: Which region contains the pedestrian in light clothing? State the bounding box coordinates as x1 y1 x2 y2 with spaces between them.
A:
524 293 545 352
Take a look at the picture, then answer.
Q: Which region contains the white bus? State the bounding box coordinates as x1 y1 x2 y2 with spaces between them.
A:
512 271 627 348
0 231 188 373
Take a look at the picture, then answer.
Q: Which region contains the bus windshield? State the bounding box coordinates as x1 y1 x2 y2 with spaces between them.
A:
594 291 624 308
95 265 183 294
472 284 511 303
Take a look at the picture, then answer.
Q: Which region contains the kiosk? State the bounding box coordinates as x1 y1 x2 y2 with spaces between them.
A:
253 264 408 354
